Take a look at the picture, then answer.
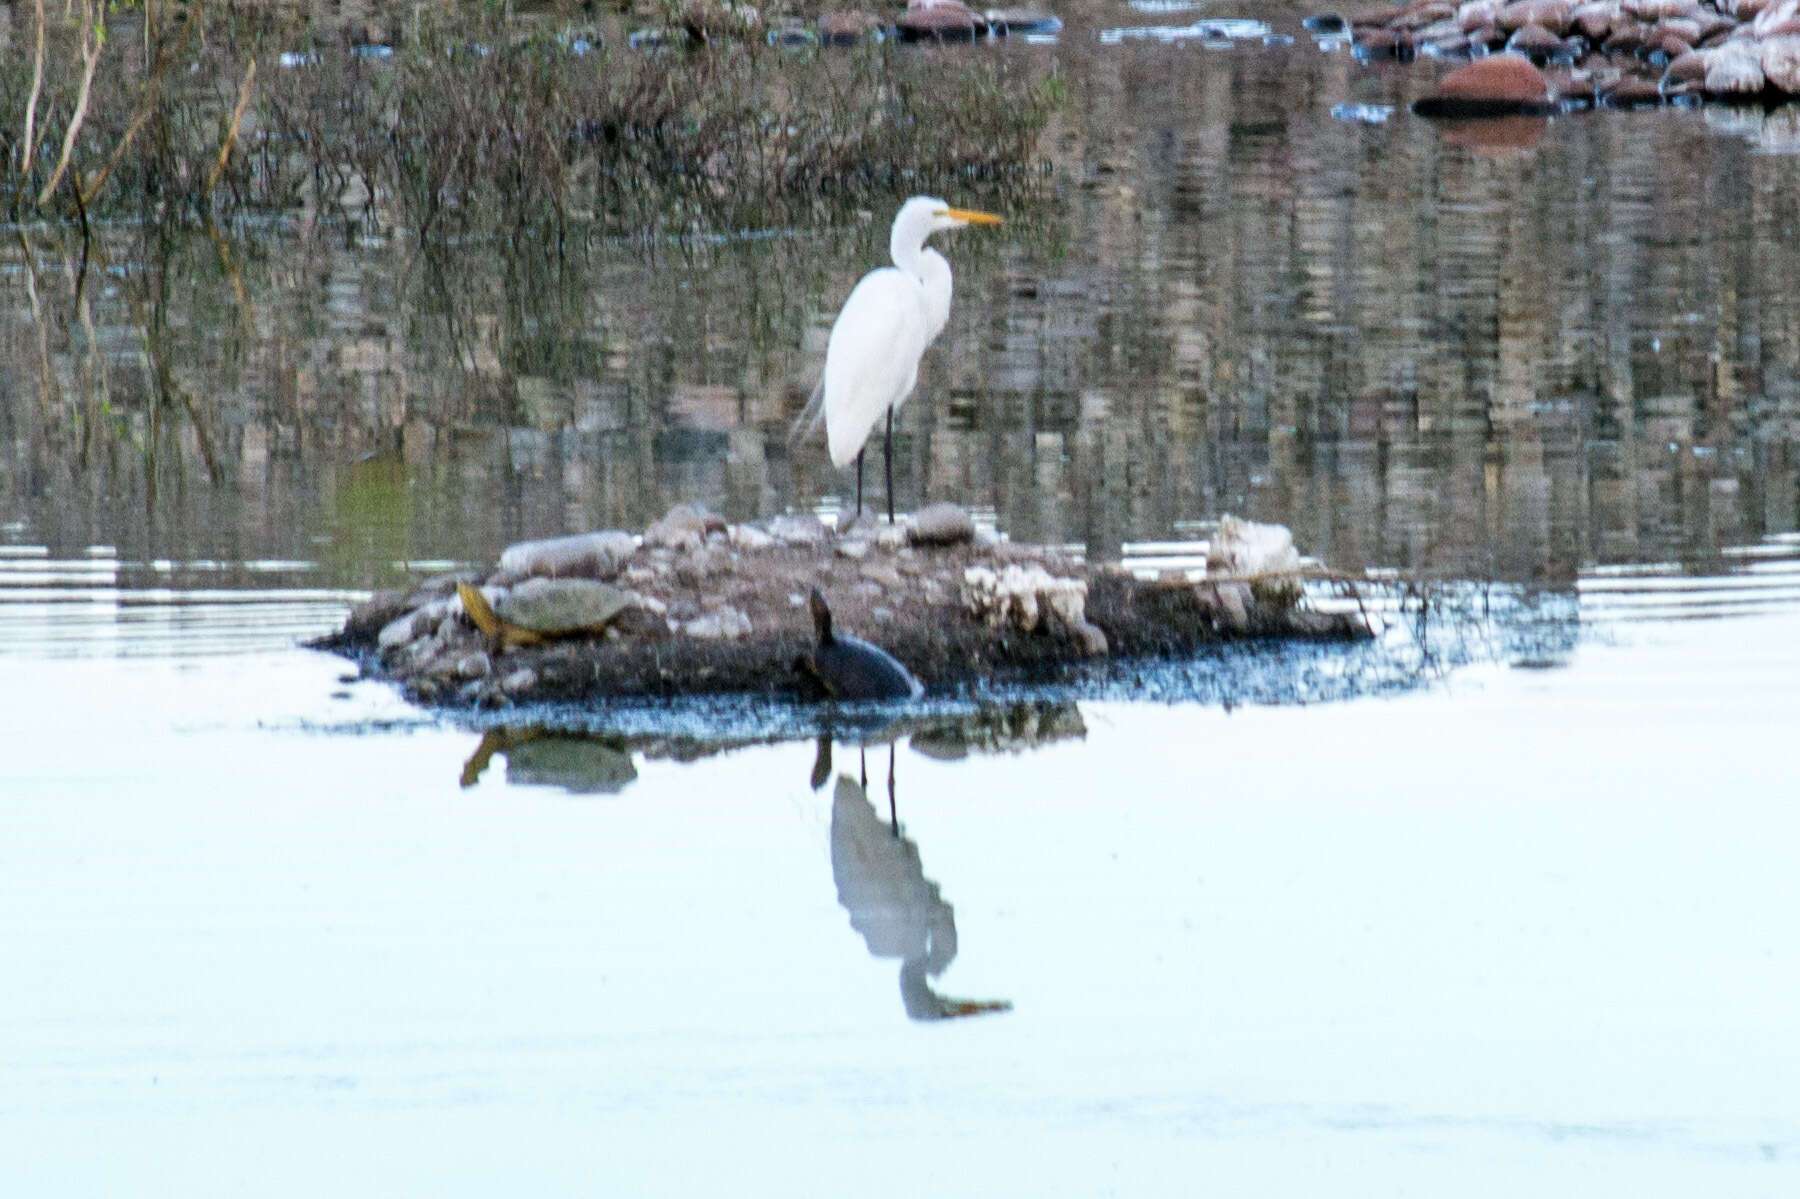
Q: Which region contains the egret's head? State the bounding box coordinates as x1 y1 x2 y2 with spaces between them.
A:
895 195 1003 242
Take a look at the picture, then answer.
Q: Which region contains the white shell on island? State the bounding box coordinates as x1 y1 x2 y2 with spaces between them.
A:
962 564 1088 632
1205 515 1304 608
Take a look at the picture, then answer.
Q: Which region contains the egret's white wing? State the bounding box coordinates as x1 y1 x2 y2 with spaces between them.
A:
822 267 929 469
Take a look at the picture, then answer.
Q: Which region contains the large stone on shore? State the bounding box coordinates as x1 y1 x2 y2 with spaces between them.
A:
896 0 989 40
1412 52 1554 116
1505 21 1567 55
644 503 726 551
1496 0 1570 32
1705 43 1766 94
1763 35 1800 94
1663 48 1711 84
497 530 637 582
1569 0 1614 39
1622 0 1697 18
907 502 977 548
1754 0 1800 35
819 10 882 43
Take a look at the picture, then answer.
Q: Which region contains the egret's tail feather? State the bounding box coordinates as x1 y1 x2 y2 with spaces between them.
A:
788 376 827 448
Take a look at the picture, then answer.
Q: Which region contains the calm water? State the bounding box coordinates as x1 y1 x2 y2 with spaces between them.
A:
5 9 1800 1193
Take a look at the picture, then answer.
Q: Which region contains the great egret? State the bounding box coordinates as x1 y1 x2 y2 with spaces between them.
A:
804 195 1002 522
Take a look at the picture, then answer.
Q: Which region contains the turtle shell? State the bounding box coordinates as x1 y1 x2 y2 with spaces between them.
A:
460 578 637 647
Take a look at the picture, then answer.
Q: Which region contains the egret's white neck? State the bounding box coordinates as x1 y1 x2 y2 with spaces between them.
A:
890 223 932 281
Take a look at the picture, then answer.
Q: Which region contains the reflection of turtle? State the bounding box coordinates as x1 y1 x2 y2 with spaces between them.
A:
794 590 924 702
457 579 635 651
459 726 637 794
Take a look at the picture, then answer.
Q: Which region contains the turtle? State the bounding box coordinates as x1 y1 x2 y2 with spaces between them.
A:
457 578 637 651
794 589 925 702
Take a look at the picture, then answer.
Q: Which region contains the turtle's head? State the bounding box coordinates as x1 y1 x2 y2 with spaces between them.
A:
808 589 835 645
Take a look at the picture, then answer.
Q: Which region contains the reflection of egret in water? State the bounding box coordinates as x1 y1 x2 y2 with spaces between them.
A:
824 740 1011 1021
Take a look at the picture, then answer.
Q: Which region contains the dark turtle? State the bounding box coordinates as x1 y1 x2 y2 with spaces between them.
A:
794 590 925 702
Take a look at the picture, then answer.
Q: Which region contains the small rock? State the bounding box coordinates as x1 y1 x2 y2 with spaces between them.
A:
644 503 725 551
985 8 1062 36
1603 75 1666 105
907 502 976 547
630 592 670 617
860 563 904 589
500 668 539 694
377 598 451 651
1496 0 1571 33
836 538 872 560
401 630 446 669
683 607 753 639
728 523 775 551
1070 619 1110 657
1211 581 1253 634
410 570 482 603
496 530 637 582
675 544 731 587
623 565 663 588
1506 21 1565 55
345 589 412 642
768 514 831 547
454 652 492 681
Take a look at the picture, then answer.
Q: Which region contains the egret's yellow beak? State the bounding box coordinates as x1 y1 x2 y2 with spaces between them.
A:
940 207 1003 227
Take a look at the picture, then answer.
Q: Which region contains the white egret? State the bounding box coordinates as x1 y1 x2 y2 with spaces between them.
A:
804 195 1002 522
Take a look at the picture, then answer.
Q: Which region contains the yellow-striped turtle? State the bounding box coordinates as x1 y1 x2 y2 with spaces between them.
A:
457 579 637 651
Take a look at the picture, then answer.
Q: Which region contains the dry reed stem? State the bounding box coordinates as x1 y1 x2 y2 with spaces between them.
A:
205 58 256 197
80 3 202 206
21 0 47 183
38 0 105 209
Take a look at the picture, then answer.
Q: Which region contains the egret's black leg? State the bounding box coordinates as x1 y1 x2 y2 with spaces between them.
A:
859 746 868 790
887 744 897 831
884 409 896 524
855 449 864 519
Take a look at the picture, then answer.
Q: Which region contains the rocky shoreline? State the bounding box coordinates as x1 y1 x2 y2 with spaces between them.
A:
316 504 1371 708
1344 0 1800 105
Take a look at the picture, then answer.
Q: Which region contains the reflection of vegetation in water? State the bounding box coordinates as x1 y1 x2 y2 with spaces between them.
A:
3 5 1057 235
320 455 414 591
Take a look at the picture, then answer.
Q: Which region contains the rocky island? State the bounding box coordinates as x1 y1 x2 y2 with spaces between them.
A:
317 504 1372 708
